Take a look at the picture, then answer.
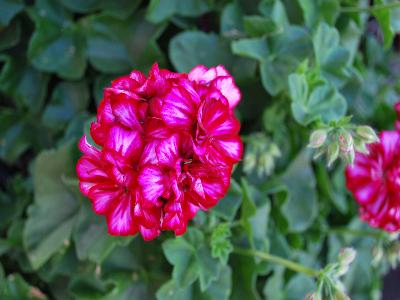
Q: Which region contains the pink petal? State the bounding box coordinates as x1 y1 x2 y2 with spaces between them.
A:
353 181 382 204
105 126 143 161
107 193 137 236
380 131 400 166
211 76 241 109
76 157 108 181
138 166 166 205
161 86 199 129
139 226 160 241
110 95 147 130
188 65 209 82
88 184 121 214
156 135 179 166
78 136 101 159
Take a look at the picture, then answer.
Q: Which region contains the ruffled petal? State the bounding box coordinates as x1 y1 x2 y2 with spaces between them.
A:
105 126 143 161
161 86 199 129
211 76 241 109
138 166 166 205
88 183 121 214
156 135 179 166
107 193 137 236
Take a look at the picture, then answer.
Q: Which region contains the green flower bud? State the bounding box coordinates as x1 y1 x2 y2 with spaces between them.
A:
338 247 357 266
327 142 340 167
309 129 328 148
342 147 355 165
356 126 379 143
353 138 369 154
338 130 353 153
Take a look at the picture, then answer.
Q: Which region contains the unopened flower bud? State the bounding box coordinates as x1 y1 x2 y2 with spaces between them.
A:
353 138 369 154
338 131 353 153
327 142 339 167
356 126 379 143
309 129 328 148
338 248 357 266
343 147 355 165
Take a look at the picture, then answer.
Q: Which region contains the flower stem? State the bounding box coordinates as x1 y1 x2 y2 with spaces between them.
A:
330 227 384 239
233 247 320 277
340 2 400 13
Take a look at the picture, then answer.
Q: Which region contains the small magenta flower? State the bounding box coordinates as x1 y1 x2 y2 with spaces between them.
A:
76 64 242 240
346 130 400 232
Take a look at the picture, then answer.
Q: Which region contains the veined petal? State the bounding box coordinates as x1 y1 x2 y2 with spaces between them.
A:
107 193 137 236
211 76 241 109
161 86 198 129
78 136 101 159
110 95 147 130
106 126 143 161
139 226 160 241
138 166 167 205
88 183 121 214
156 135 179 166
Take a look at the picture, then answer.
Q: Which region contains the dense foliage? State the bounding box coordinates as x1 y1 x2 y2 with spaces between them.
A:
1 0 400 299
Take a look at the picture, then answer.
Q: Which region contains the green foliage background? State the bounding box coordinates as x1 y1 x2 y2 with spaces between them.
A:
0 0 400 299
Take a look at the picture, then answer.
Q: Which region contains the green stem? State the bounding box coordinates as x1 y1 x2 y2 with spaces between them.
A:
233 247 320 277
330 227 384 239
340 2 400 13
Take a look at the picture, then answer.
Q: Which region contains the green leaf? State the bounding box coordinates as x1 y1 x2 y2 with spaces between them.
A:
23 141 80 269
56 0 141 18
263 266 285 299
162 227 220 291
289 74 347 125
220 2 244 37
156 280 192 300
373 0 395 49
28 0 86 79
0 19 21 51
68 275 113 300
281 150 318 232
146 0 213 23
42 81 89 131
0 56 49 113
169 31 234 73
313 22 350 87
298 0 339 28
212 179 242 221
0 0 23 28
240 178 270 250
231 37 269 61
286 274 316 300
260 25 312 95
0 110 30 164
84 11 164 73
193 265 232 300
2 274 48 299
243 15 279 37
73 202 132 264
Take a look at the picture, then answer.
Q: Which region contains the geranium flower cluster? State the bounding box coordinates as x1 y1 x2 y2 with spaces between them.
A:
76 64 242 240
346 102 400 232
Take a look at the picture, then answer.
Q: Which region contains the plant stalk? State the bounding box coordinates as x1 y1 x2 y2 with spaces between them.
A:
233 247 320 277
340 2 400 13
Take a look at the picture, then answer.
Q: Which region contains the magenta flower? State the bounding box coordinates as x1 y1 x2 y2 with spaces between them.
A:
346 130 400 232
76 64 242 240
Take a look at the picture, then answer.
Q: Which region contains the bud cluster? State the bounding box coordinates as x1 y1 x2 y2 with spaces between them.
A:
243 133 281 177
308 119 379 166
306 248 357 300
372 233 400 269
